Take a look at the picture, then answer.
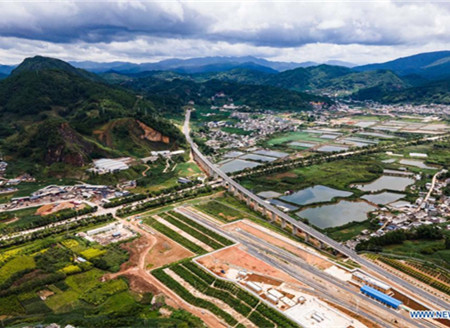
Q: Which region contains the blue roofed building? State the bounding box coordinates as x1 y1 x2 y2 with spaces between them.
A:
360 285 402 309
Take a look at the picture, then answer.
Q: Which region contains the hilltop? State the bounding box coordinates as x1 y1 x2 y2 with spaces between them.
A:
0 56 184 176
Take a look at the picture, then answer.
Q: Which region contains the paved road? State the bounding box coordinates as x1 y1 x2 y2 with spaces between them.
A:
184 109 450 311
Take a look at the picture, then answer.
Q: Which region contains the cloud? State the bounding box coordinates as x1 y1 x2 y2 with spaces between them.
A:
0 1 449 64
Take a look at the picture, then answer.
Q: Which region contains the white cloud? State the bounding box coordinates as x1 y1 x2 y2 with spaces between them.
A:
0 1 449 64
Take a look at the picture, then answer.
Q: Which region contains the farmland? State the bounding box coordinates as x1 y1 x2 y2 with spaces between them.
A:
152 260 300 328
0 222 204 327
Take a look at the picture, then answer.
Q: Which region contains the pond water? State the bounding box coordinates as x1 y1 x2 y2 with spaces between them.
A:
356 175 415 192
253 150 288 158
280 185 352 206
361 192 405 205
296 200 376 229
317 145 349 153
269 199 299 211
240 154 277 162
219 159 261 173
399 159 437 170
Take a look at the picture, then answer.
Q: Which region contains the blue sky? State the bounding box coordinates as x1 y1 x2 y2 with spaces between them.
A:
0 1 449 64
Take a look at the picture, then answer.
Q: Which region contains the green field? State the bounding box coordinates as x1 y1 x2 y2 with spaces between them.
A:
266 131 326 146
240 157 383 194
0 225 204 327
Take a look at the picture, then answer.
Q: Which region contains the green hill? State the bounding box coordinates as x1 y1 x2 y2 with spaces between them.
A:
0 56 184 176
356 78 450 104
122 76 331 112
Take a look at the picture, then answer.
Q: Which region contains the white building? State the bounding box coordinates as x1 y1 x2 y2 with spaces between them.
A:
93 159 129 173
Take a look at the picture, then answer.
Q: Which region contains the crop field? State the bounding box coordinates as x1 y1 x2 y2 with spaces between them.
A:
374 256 450 295
0 225 203 327
194 199 247 222
145 210 233 255
153 261 300 328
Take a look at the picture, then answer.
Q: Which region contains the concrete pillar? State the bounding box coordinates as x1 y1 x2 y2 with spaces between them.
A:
318 241 325 249
270 212 276 222
305 234 310 243
281 220 286 228
292 226 298 236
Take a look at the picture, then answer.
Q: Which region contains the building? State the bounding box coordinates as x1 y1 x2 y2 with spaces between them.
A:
93 159 129 173
352 270 391 293
86 222 123 236
360 285 402 309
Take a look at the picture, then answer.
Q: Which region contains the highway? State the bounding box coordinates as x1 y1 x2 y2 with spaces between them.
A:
176 207 437 328
183 109 450 311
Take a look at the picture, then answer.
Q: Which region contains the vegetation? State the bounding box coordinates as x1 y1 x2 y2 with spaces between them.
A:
117 185 213 217
145 216 207 254
159 213 224 250
168 211 234 246
0 214 115 249
0 56 185 178
153 261 299 328
0 205 97 234
0 221 203 327
152 267 239 326
377 256 450 295
239 157 383 194
356 224 445 252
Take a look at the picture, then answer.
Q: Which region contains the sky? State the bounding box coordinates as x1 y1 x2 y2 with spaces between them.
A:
0 0 449 65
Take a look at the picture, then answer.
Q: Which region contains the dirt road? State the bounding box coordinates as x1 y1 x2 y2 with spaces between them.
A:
105 219 226 328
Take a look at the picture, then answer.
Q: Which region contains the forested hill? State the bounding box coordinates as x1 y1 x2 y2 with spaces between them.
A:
0 56 184 174
120 76 331 112
355 77 450 104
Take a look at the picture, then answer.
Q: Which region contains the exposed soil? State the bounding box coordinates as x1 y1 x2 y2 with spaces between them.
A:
103 219 222 328
197 245 301 285
246 273 282 286
269 172 298 179
35 202 86 216
322 299 381 328
145 232 193 269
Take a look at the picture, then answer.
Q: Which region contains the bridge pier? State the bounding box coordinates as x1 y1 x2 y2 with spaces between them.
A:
319 241 325 249
292 226 298 236
270 212 276 223
281 220 287 228
304 234 310 243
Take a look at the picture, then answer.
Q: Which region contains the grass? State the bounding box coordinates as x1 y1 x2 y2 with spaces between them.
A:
325 220 372 242
80 248 106 260
45 290 82 313
0 255 35 285
382 240 450 267
240 157 382 194
266 131 326 146
195 200 245 222
65 269 104 292
96 291 140 315
80 279 128 306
